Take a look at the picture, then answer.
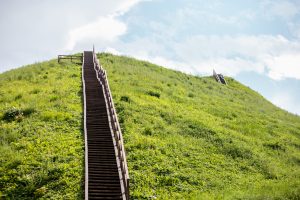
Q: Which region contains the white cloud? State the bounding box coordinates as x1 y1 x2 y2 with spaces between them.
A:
190 58 264 76
114 0 146 15
271 92 300 115
266 53 300 80
104 47 122 55
65 16 127 51
0 0 144 72
105 33 300 80
266 1 300 19
169 34 300 79
64 0 146 51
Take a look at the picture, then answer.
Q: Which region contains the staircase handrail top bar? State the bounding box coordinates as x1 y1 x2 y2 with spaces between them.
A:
58 54 83 56
101 70 130 179
58 55 83 58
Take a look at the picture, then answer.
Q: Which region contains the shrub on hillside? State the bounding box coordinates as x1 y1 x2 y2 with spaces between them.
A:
147 91 160 98
2 107 23 122
143 127 153 136
30 89 41 94
15 94 22 100
188 92 194 98
120 96 130 102
23 108 36 116
223 144 252 159
2 107 36 122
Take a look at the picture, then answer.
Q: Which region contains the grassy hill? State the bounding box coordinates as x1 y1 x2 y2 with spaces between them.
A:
0 53 300 199
0 61 83 199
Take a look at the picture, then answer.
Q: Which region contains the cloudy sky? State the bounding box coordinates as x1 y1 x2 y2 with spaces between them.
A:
0 0 300 114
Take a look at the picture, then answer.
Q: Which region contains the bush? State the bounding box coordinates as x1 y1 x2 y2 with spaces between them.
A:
70 74 78 78
30 89 41 94
23 108 36 116
15 94 22 100
2 107 23 122
160 111 173 124
188 93 194 98
143 127 153 136
120 96 130 102
2 107 36 122
264 142 285 151
224 144 252 159
147 91 160 98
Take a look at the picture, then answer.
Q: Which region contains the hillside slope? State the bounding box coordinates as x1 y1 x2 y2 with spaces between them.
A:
0 53 299 199
99 53 300 199
0 60 83 199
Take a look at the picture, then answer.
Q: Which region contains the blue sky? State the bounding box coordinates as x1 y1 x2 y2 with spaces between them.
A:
0 0 299 114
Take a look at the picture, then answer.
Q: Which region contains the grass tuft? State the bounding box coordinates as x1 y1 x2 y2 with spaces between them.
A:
120 95 131 102
2 107 23 122
147 90 160 98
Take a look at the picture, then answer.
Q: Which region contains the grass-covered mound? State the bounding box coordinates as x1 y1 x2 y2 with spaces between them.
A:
0 60 83 199
0 53 299 199
99 53 300 199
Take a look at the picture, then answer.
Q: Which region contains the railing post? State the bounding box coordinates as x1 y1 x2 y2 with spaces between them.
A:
126 179 130 200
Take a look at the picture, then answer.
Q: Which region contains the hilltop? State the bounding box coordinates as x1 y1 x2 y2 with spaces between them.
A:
0 53 300 199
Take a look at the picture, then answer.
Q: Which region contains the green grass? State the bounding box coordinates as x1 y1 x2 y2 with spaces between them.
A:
98 53 300 199
0 53 299 199
0 60 83 199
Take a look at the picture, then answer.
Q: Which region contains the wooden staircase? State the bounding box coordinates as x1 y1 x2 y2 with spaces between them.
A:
82 50 129 200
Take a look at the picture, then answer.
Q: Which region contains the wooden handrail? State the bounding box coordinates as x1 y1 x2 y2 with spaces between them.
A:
92 49 130 200
58 54 83 63
81 54 88 200
58 55 83 57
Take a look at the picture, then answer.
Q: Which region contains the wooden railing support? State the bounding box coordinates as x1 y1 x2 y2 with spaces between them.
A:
58 54 83 64
92 49 130 200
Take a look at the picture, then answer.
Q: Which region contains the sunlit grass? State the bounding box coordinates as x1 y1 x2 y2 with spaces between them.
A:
0 60 83 199
99 53 300 199
0 53 299 199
